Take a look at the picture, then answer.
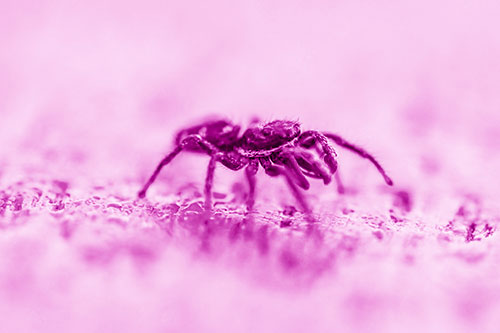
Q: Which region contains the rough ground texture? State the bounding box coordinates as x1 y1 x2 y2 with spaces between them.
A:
1 1 500 332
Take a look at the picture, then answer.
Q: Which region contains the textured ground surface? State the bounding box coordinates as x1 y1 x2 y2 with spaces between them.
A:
1 1 500 332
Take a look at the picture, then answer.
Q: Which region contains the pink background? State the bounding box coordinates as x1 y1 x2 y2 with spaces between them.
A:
1 1 500 332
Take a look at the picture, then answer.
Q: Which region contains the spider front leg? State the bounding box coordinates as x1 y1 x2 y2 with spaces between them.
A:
323 132 393 186
298 131 338 174
280 148 345 196
297 131 344 193
292 147 332 185
334 170 345 194
272 149 310 190
138 134 216 199
259 157 312 216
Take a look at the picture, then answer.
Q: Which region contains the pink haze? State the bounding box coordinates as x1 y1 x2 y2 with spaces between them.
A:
1 1 500 332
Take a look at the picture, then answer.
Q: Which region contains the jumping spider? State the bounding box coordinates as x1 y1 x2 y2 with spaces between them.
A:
138 118 393 214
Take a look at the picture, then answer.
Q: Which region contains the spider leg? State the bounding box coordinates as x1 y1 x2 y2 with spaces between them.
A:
297 131 338 174
259 157 311 215
245 159 259 210
204 154 220 210
293 148 332 185
323 132 394 186
295 146 345 192
138 146 183 198
138 134 217 198
277 150 310 190
295 148 345 193
204 151 250 210
334 169 346 194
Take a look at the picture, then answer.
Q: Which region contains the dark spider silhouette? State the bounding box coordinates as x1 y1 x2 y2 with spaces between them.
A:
138 118 393 214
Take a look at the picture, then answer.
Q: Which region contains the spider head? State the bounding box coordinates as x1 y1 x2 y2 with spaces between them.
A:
243 120 301 150
262 120 301 140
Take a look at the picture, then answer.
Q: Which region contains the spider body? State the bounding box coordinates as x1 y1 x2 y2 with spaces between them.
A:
174 119 241 152
138 118 393 215
240 120 301 151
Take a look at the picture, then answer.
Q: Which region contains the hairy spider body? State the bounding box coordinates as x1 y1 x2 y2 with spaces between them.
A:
138 118 393 215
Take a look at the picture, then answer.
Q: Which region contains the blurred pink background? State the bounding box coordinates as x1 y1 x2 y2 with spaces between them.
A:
1 1 500 332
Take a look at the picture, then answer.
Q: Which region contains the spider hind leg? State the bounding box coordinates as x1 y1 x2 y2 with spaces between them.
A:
138 145 183 198
138 134 217 199
204 154 218 210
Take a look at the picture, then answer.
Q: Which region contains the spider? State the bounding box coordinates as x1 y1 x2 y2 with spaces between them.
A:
138 118 393 214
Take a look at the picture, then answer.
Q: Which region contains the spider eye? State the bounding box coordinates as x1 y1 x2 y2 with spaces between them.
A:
262 128 272 136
